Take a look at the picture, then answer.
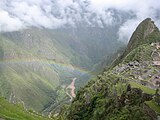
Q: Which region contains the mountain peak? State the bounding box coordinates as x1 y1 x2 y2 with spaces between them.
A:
63 18 160 120
123 18 160 56
140 18 158 37
106 18 160 70
134 18 158 38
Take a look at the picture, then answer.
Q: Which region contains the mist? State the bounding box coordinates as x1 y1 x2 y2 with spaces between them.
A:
0 0 160 42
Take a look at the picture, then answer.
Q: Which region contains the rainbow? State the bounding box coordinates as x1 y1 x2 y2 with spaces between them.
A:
0 57 91 76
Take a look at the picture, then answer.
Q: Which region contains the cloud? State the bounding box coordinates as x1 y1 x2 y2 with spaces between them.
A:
118 19 140 42
0 0 160 42
0 0 68 31
90 0 160 42
0 10 24 32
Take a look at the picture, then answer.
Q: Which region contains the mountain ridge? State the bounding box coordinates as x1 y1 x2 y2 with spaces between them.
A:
109 18 160 69
0 24 123 112
59 18 160 120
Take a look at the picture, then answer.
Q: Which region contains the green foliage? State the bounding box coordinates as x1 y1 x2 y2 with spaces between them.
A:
109 18 160 68
123 44 153 63
0 97 50 120
107 106 149 120
146 100 160 113
0 25 124 113
129 82 155 94
62 18 160 120
66 84 153 120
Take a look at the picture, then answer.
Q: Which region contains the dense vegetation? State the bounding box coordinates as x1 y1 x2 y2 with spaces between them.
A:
109 18 160 69
58 18 160 120
0 18 160 120
0 26 123 113
0 97 51 120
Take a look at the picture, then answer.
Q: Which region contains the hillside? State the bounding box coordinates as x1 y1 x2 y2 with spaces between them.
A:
0 97 51 120
110 18 160 69
0 26 123 113
60 18 160 120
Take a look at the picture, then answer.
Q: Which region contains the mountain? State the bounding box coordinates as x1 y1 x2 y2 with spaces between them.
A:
109 18 160 69
0 28 91 112
60 18 160 120
0 5 135 113
0 23 124 113
0 97 51 120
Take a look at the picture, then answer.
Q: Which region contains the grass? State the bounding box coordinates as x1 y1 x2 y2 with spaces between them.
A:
123 44 153 63
0 36 61 111
0 97 51 120
116 82 127 95
129 82 155 94
0 64 58 111
146 100 160 114
0 32 92 113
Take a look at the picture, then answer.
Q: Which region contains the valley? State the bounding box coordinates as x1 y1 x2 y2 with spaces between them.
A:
0 0 160 119
0 17 160 119
60 18 160 120
0 26 123 116
66 78 77 101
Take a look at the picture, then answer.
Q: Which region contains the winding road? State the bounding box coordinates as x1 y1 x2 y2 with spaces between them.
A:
66 78 77 101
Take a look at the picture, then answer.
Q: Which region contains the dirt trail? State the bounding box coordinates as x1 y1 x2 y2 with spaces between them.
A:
66 78 77 101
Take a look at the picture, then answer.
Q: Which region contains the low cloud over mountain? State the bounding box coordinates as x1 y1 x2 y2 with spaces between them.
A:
0 0 160 42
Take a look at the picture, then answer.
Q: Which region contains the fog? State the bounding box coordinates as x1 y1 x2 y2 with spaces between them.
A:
0 0 160 42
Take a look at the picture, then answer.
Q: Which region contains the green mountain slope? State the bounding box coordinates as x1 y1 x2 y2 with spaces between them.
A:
110 18 160 69
0 97 51 120
60 18 160 120
0 26 123 113
0 32 76 112
0 35 61 111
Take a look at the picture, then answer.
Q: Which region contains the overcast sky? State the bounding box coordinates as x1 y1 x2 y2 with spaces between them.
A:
0 0 160 42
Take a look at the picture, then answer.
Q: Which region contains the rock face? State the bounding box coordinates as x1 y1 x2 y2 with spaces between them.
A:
62 18 160 120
